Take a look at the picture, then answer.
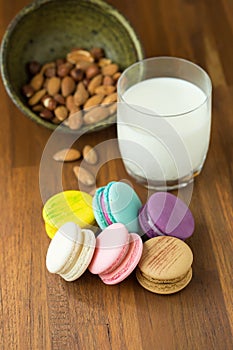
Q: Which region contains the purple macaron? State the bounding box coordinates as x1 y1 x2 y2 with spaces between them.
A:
139 192 195 240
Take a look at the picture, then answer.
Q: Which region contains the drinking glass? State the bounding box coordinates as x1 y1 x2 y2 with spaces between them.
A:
117 57 212 190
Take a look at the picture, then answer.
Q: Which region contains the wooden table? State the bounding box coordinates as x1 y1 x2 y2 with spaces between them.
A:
0 0 232 349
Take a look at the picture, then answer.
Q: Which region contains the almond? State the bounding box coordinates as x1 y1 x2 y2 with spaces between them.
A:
103 75 114 86
94 85 116 95
98 58 112 67
83 145 98 164
54 94 66 105
39 108 53 119
83 106 109 124
47 77 61 96
45 67 56 78
76 61 92 71
90 47 105 60
86 64 100 79
53 148 81 162
68 111 83 130
74 82 89 107
30 73 44 91
57 62 73 77
102 63 119 76
83 94 104 110
73 166 95 186
66 95 76 112
113 72 121 82
54 105 68 121
67 49 94 64
61 76 76 97
28 89 46 106
32 104 44 112
22 84 34 98
88 74 103 95
101 92 117 105
70 68 84 82
42 95 57 110
40 62 56 75
27 61 41 75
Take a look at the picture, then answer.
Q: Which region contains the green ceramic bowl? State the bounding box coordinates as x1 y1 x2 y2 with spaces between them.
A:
0 0 144 133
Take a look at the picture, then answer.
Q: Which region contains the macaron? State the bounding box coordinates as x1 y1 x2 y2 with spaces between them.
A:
139 192 194 240
88 223 130 275
99 233 143 285
136 236 193 294
46 222 96 281
93 181 142 233
89 223 143 285
42 190 95 239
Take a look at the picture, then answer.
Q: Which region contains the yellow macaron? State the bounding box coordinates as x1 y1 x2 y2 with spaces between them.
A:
42 190 95 239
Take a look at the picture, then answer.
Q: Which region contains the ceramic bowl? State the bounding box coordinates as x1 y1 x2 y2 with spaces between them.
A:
0 0 143 133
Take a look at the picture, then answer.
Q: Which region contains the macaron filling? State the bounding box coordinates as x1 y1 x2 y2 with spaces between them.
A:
46 222 96 282
60 229 96 281
147 212 165 237
59 230 84 276
100 192 113 225
103 182 119 225
136 268 192 294
139 204 163 238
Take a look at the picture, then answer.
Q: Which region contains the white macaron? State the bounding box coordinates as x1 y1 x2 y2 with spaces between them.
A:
46 221 96 281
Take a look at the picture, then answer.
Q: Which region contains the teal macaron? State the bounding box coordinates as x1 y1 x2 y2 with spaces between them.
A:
93 181 142 233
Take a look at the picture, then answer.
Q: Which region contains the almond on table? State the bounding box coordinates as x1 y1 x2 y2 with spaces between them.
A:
53 148 81 162
73 166 95 186
83 145 98 165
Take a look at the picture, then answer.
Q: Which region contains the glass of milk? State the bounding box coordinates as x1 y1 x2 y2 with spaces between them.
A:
117 57 212 190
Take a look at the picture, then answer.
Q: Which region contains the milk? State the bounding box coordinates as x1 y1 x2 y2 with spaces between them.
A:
117 77 211 183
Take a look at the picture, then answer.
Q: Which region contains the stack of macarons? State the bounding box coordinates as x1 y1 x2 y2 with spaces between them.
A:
43 182 195 293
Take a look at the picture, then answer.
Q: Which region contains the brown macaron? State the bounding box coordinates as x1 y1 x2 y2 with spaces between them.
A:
136 236 193 294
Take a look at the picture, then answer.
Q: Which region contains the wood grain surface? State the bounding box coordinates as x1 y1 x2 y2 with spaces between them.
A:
0 0 233 349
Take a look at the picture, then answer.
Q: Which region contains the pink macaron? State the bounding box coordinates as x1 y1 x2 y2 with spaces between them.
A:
89 223 143 284
99 233 143 285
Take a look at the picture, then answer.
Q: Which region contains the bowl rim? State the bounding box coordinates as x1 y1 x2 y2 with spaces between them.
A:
0 0 144 133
